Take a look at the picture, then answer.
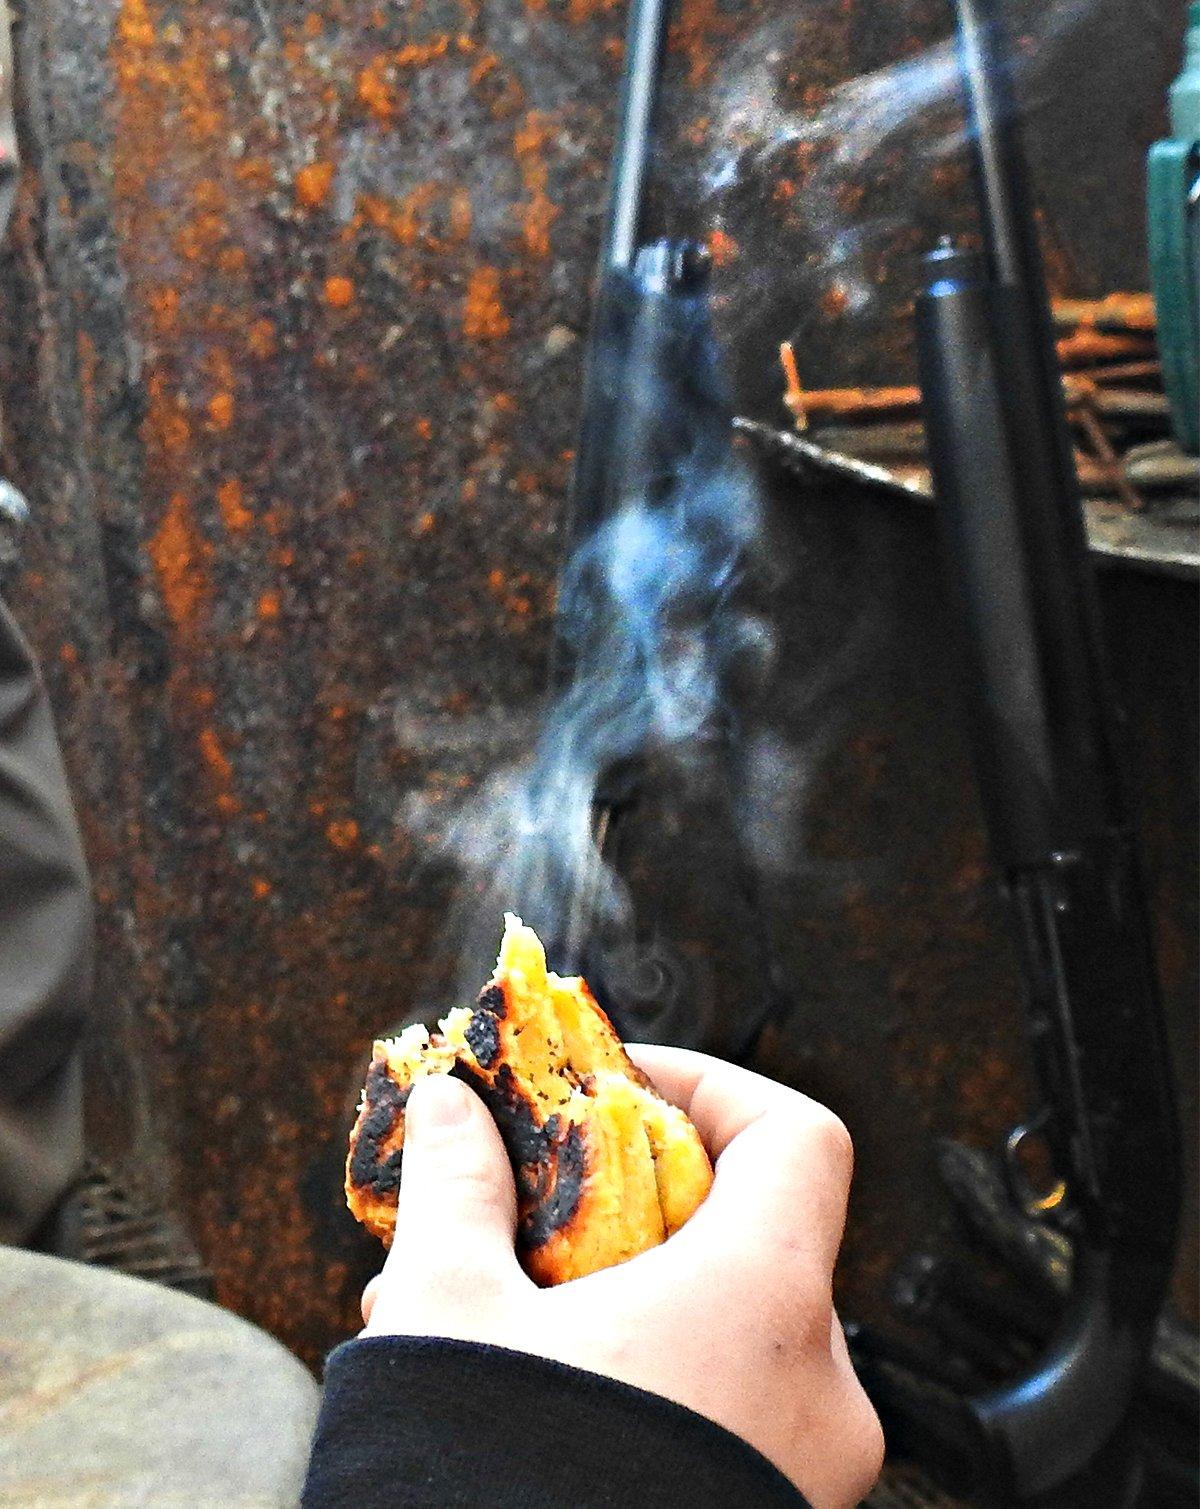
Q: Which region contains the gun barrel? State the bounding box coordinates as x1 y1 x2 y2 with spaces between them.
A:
602 0 672 272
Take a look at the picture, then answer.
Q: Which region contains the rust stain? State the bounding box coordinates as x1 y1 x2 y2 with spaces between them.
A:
198 726 234 786
207 391 235 429
357 54 398 121
669 0 736 86
449 186 473 242
247 319 277 359
393 183 439 246
513 111 559 260
148 492 209 635
469 51 499 85
394 37 451 68
148 285 181 334
142 375 191 455
463 266 510 340
565 0 620 23
820 283 850 319
257 589 282 621
324 275 356 308
295 160 335 210
325 819 360 850
216 478 253 534
357 37 451 124
709 227 739 266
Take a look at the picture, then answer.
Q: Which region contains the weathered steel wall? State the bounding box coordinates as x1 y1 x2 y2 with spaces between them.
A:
0 0 1192 1369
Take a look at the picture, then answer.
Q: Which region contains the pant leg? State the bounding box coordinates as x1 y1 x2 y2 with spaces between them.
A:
0 596 93 1245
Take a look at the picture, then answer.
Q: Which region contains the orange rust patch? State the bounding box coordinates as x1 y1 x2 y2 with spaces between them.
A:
469 50 499 84
257 589 282 621
142 375 191 455
820 283 850 319
395 36 450 68
324 275 355 308
395 183 439 245
449 186 473 242
148 492 209 635
148 285 181 334
513 111 559 259
199 726 235 785
247 319 277 358
709 227 738 266
357 54 399 121
208 391 235 429
251 877 273 899
463 266 510 340
295 160 335 210
216 479 253 534
326 819 360 850
669 0 736 85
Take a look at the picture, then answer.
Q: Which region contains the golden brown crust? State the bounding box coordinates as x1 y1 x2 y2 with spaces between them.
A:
345 916 713 1284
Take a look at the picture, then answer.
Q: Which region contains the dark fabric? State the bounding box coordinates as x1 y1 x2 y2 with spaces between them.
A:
302 1334 809 1508
0 597 93 1243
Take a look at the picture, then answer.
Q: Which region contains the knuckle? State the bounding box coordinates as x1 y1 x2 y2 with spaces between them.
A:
808 1108 854 1180
848 1394 887 1494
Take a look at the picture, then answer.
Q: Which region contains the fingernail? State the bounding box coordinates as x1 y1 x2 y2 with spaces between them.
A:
406 1074 472 1133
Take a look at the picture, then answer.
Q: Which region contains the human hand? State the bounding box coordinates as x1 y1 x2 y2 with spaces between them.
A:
360 1045 884 1509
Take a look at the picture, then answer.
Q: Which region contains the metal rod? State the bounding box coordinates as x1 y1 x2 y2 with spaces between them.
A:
600 0 672 273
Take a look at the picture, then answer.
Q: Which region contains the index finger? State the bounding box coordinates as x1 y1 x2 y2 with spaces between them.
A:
627 1043 855 1274
627 1043 816 1158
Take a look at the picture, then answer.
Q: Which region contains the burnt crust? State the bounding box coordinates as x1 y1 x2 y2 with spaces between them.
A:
521 1121 586 1250
448 1062 584 1249
464 1013 500 1068
347 1059 411 1196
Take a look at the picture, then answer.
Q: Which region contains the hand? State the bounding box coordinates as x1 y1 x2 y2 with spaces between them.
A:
361 1045 884 1509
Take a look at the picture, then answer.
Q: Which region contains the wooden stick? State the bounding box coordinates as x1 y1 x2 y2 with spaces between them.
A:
779 341 807 427
1050 292 1156 333
1073 396 1147 512
1055 329 1157 368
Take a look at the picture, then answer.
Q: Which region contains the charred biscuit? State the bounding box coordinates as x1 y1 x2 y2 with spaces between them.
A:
345 915 713 1285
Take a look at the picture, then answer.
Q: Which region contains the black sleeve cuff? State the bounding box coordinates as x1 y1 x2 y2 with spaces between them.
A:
302 1334 809 1508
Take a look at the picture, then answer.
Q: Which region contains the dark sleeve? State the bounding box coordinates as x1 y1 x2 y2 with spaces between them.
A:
301 1335 810 1508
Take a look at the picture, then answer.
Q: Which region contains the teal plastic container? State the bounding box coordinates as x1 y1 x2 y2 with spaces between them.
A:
1147 3 1200 453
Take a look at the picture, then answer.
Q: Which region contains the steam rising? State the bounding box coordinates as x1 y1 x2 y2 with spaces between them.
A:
394 0 1123 1032
400 282 771 1033
701 0 1107 322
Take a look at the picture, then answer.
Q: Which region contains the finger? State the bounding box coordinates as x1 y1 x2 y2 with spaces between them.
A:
685 1106 853 1278
360 1274 381 1326
628 1043 829 1160
629 1045 854 1275
374 1075 527 1303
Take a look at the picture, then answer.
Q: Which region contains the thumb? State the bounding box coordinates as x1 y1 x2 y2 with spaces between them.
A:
368 1074 525 1331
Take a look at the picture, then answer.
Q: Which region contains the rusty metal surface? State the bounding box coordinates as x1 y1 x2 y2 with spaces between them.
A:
0 0 1193 1371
